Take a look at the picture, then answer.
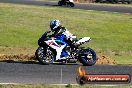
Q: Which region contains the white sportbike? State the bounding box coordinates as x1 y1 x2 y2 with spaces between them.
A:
35 31 96 66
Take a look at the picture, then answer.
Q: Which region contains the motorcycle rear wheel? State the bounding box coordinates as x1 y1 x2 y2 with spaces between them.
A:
78 48 96 66
35 47 55 65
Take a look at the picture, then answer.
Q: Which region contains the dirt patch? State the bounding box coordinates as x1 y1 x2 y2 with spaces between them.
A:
0 47 35 55
0 54 35 61
0 53 117 64
96 54 117 64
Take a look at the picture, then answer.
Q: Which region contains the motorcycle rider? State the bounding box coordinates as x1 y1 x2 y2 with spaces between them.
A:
49 20 77 61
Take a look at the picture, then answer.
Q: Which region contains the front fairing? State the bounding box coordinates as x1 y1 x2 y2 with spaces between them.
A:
38 31 51 46
45 38 68 46
38 31 68 47
41 31 51 39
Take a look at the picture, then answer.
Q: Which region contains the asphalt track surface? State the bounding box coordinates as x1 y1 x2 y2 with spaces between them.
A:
0 0 132 13
0 61 132 84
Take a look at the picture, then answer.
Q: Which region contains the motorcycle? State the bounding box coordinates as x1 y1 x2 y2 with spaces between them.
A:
35 31 96 66
58 0 75 7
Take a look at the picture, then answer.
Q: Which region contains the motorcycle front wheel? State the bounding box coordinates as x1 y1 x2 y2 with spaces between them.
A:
35 47 55 65
78 48 96 66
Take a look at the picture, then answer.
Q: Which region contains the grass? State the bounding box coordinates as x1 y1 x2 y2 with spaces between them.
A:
0 3 132 64
0 84 131 88
110 55 132 64
34 0 132 6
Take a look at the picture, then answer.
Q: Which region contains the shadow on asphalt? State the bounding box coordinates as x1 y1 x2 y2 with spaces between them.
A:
0 60 78 65
0 60 39 64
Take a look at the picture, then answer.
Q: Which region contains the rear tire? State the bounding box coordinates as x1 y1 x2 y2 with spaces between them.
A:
35 47 55 65
78 48 96 66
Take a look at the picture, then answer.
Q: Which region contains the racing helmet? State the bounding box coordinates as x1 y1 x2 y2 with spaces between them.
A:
50 20 60 32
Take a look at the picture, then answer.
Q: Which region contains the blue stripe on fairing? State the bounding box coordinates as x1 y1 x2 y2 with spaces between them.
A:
46 38 67 45
55 40 67 45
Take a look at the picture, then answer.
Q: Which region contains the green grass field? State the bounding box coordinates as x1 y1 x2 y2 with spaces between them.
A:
0 3 132 64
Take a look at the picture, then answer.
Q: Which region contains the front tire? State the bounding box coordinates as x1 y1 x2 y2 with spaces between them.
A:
78 48 96 66
35 47 55 65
